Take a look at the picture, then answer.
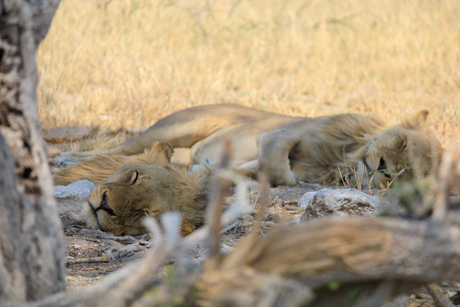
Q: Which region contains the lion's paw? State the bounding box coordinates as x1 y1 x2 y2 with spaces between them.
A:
190 159 215 178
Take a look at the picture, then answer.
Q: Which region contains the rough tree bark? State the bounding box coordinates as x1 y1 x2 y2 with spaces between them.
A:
0 0 64 304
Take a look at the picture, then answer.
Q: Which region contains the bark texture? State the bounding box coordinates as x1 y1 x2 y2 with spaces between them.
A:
0 0 65 304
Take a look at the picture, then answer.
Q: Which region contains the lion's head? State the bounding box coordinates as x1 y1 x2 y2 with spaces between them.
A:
82 162 207 236
359 110 443 188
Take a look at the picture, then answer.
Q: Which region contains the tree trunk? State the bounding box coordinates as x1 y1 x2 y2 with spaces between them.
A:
0 0 64 304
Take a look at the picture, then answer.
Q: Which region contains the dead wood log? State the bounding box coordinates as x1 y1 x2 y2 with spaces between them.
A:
196 267 314 307
225 218 460 284
217 217 460 305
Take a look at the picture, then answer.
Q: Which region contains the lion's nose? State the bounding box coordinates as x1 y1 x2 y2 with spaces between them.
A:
95 191 116 216
377 156 391 178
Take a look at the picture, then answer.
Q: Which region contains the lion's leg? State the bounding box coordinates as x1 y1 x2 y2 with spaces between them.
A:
55 120 226 167
170 148 192 165
257 130 301 186
231 160 259 179
60 120 216 157
57 115 228 167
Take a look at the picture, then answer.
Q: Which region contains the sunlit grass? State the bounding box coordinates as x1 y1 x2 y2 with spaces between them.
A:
37 0 460 148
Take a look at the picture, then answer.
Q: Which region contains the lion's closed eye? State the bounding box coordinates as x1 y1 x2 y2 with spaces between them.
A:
131 170 139 184
84 163 207 236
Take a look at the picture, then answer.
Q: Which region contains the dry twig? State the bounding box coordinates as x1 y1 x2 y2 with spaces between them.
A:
425 283 455 307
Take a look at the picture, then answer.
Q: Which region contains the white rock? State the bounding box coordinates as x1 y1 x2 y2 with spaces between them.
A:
299 189 389 222
55 179 95 198
54 155 79 168
55 180 96 228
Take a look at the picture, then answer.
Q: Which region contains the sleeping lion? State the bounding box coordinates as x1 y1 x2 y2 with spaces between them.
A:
74 142 208 236
54 104 442 235
56 103 442 187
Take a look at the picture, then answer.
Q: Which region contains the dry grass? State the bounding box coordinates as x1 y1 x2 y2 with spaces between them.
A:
37 0 460 148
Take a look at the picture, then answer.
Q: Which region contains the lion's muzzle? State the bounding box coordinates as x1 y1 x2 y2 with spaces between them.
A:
94 191 116 216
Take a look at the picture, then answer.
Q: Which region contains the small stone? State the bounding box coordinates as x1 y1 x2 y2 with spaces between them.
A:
55 180 96 228
55 180 95 198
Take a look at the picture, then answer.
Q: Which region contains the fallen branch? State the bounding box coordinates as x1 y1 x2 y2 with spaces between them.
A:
222 217 460 293
425 283 455 307
210 216 460 306
228 218 460 283
66 256 110 265
11 217 165 307
92 214 180 307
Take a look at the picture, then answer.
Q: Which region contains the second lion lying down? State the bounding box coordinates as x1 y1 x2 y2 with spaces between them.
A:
56 103 442 187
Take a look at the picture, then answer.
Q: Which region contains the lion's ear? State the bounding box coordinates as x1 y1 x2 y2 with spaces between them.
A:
151 142 175 163
402 109 429 130
414 110 429 125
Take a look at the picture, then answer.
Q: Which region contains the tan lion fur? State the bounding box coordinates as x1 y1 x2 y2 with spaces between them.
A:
258 113 385 185
54 142 174 186
56 103 443 188
53 105 443 235
77 143 207 236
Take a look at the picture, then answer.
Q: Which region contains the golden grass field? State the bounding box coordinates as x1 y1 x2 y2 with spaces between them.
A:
37 0 459 148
